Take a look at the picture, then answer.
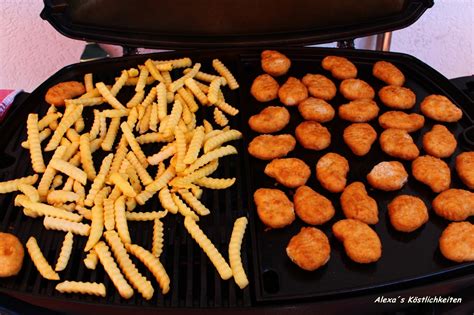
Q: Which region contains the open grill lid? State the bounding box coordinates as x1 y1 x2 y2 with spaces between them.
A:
41 0 433 49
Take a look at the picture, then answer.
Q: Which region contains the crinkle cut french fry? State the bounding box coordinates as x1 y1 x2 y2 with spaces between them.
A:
44 216 91 236
84 73 93 92
171 193 199 220
46 190 79 204
26 237 60 280
207 78 223 105
17 183 40 202
65 97 104 107
177 88 199 113
145 165 175 193
96 82 126 110
66 128 80 143
147 142 176 166
101 117 121 151
139 103 152 134
228 217 249 289
213 107 228 127
84 204 104 252
110 70 129 97
126 151 153 186
80 134 97 181
183 68 224 83
0 174 39 194
212 59 239 90
215 100 239 116
184 145 236 175
145 59 164 83
110 173 137 198
128 68 139 77
123 76 155 86
38 112 62 131
125 243 170 294
120 122 148 167
49 159 87 185
135 66 150 92
183 126 205 164
184 78 208 106
149 103 159 132
126 90 145 108
89 110 101 140
37 146 67 198
152 219 164 257
169 63 201 93
56 281 106 297
21 128 52 149
75 205 92 220
178 189 210 216
156 82 168 120
155 62 172 71
94 241 134 299
136 132 173 145
169 160 218 187
101 109 128 118
16 197 82 221
93 186 111 207
55 232 74 271
114 196 131 244
174 127 187 173
204 129 242 153
184 217 232 280
155 57 191 69
104 230 154 299
195 177 236 189
125 211 167 221
164 99 183 135
27 114 46 172
84 249 98 270
45 105 83 152
158 187 178 214
84 153 113 207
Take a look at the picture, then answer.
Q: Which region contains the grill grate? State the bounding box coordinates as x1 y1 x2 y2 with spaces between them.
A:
0 51 252 309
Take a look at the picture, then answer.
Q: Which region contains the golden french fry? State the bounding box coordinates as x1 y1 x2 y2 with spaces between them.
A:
101 117 121 151
84 73 94 92
56 281 106 297
80 134 96 181
44 216 90 236
120 122 148 167
84 204 104 252
110 70 129 96
26 237 60 280
228 217 249 289
84 249 98 270
45 105 83 152
96 82 126 110
46 190 79 204
55 232 74 271
110 173 136 198
213 107 228 127
27 114 46 172
212 59 239 90
50 159 87 185
0 174 39 194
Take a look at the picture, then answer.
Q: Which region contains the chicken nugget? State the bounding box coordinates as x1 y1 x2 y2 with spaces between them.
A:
254 188 295 229
0 232 24 277
316 153 349 193
439 222 474 263
340 182 378 224
332 219 382 264
343 123 377 156
378 111 425 132
278 77 308 106
45 81 86 106
420 95 462 122
338 99 380 122
456 152 474 189
422 124 457 158
380 128 419 160
261 50 291 77
339 79 375 100
367 161 408 191
250 74 279 102
286 227 331 271
432 189 474 221
294 186 335 225
248 134 296 160
301 74 337 101
372 61 405 86
248 106 290 134
378 85 416 109
264 158 311 188
322 56 357 80
295 121 331 151
412 155 450 193
388 195 428 232
298 97 335 123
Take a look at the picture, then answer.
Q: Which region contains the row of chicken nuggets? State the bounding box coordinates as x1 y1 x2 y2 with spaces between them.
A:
248 50 474 271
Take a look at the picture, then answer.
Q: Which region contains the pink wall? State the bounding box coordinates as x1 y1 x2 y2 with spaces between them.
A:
0 0 472 91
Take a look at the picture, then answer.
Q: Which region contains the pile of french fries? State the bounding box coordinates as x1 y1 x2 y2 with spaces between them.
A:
0 57 249 298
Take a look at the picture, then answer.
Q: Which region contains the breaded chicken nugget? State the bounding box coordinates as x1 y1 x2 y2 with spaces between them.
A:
380 128 419 160
295 121 331 151
250 74 279 102
420 95 462 122
388 195 428 232
340 182 378 225
248 134 296 160
264 158 311 188
433 189 474 221
286 227 331 271
339 79 375 100
0 232 24 277
343 123 377 156
316 153 349 193
294 186 335 225
261 50 291 77
332 219 382 264
338 99 380 122
301 74 337 101
378 86 416 109
439 222 474 263
322 56 357 80
378 111 425 132
45 81 86 106
278 77 308 106
254 188 295 229
298 97 335 123
248 106 290 133
367 161 408 191
422 125 457 158
456 152 474 189
372 61 405 86
412 155 450 193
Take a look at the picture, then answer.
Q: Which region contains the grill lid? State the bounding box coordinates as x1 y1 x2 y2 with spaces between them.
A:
41 0 433 49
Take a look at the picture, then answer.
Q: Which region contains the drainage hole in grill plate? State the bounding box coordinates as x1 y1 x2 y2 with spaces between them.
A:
262 269 280 294
461 125 474 150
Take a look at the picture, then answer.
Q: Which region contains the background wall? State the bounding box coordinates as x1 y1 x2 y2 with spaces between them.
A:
0 0 472 91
